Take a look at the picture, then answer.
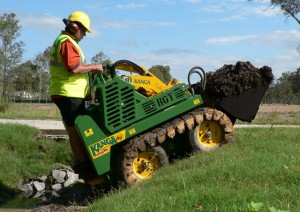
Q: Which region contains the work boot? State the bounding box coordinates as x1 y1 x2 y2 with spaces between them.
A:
76 161 97 181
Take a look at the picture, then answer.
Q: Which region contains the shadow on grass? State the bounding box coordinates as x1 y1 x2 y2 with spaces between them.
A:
0 180 17 206
29 182 120 211
0 178 118 210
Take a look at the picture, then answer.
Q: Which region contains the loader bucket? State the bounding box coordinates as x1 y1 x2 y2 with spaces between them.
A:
218 85 268 123
195 61 274 123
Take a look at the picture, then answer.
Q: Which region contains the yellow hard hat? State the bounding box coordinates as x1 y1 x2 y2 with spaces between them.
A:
67 11 92 33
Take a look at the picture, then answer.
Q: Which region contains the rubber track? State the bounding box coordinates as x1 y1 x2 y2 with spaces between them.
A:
131 107 234 148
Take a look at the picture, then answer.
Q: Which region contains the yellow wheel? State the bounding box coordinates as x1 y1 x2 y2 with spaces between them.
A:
117 145 168 185
188 108 234 151
197 120 222 149
132 152 160 180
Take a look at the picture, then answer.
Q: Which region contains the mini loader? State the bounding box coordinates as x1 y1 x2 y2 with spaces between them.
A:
75 59 273 185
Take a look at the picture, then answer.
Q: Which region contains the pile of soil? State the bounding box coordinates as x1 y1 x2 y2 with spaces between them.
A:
204 61 274 97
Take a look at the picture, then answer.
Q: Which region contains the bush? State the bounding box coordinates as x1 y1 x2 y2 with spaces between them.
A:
0 102 9 113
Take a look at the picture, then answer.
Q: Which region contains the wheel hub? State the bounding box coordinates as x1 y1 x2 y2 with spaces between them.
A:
133 152 159 180
205 131 212 139
197 120 222 147
141 161 149 169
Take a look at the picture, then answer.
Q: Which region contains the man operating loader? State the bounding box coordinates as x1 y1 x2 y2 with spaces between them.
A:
49 11 103 179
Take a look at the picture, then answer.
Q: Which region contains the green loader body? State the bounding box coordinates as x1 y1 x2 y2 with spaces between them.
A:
74 60 271 184
75 73 203 176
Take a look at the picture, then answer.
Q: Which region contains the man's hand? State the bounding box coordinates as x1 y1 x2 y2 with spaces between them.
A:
93 64 103 73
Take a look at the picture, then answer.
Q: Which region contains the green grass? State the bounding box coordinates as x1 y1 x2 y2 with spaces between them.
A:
0 103 61 120
88 128 300 212
0 126 298 211
0 103 299 211
0 123 74 189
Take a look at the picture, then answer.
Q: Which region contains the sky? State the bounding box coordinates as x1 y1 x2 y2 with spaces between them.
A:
2 0 299 83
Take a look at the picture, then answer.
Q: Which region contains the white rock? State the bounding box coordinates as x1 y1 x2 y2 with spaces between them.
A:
39 175 48 182
19 183 33 192
52 169 66 183
51 183 62 191
64 172 79 187
32 181 45 192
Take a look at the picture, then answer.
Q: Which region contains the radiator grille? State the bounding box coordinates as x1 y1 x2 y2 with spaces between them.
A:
104 82 136 129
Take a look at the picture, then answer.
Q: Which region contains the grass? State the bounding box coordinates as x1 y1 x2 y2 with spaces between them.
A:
0 123 74 189
0 103 299 211
0 103 61 120
87 127 300 212
1 126 299 211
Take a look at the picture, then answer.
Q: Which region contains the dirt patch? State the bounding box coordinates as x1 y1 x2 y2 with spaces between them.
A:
258 104 300 113
250 104 300 125
35 105 59 117
35 105 56 110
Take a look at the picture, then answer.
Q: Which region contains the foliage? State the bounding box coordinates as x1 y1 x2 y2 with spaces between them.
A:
270 0 300 24
249 0 300 51
248 201 264 211
271 0 300 52
248 201 290 212
0 100 9 113
9 61 35 100
91 51 111 66
267 69 300 104
249 0 300 25
0 13 25 101
149 65 172 83
289 67 300 93
32 47 51 102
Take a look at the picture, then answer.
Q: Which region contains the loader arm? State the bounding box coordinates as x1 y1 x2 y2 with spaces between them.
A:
110 60 180 97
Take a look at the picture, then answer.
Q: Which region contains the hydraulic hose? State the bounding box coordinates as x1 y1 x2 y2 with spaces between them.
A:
188 66 207 95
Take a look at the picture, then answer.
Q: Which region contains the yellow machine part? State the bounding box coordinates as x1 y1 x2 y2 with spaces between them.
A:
197 120 223 148
132 152 160 180
114 63 181 97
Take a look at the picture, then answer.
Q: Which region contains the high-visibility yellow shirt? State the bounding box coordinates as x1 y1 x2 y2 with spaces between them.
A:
49 33 89 98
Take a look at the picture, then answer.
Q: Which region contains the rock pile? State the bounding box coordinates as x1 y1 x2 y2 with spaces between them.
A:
205 61 274 97
19 169 80 201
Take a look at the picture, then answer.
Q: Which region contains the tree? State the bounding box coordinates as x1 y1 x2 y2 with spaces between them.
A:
272 0 300 24
149 65 172 83
0 13 25 101
289 67 300 93
249 1 300 52
249 0 300 24
32 47 51 102
9 61 34 101
91 51 111 66
267 70 300 104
